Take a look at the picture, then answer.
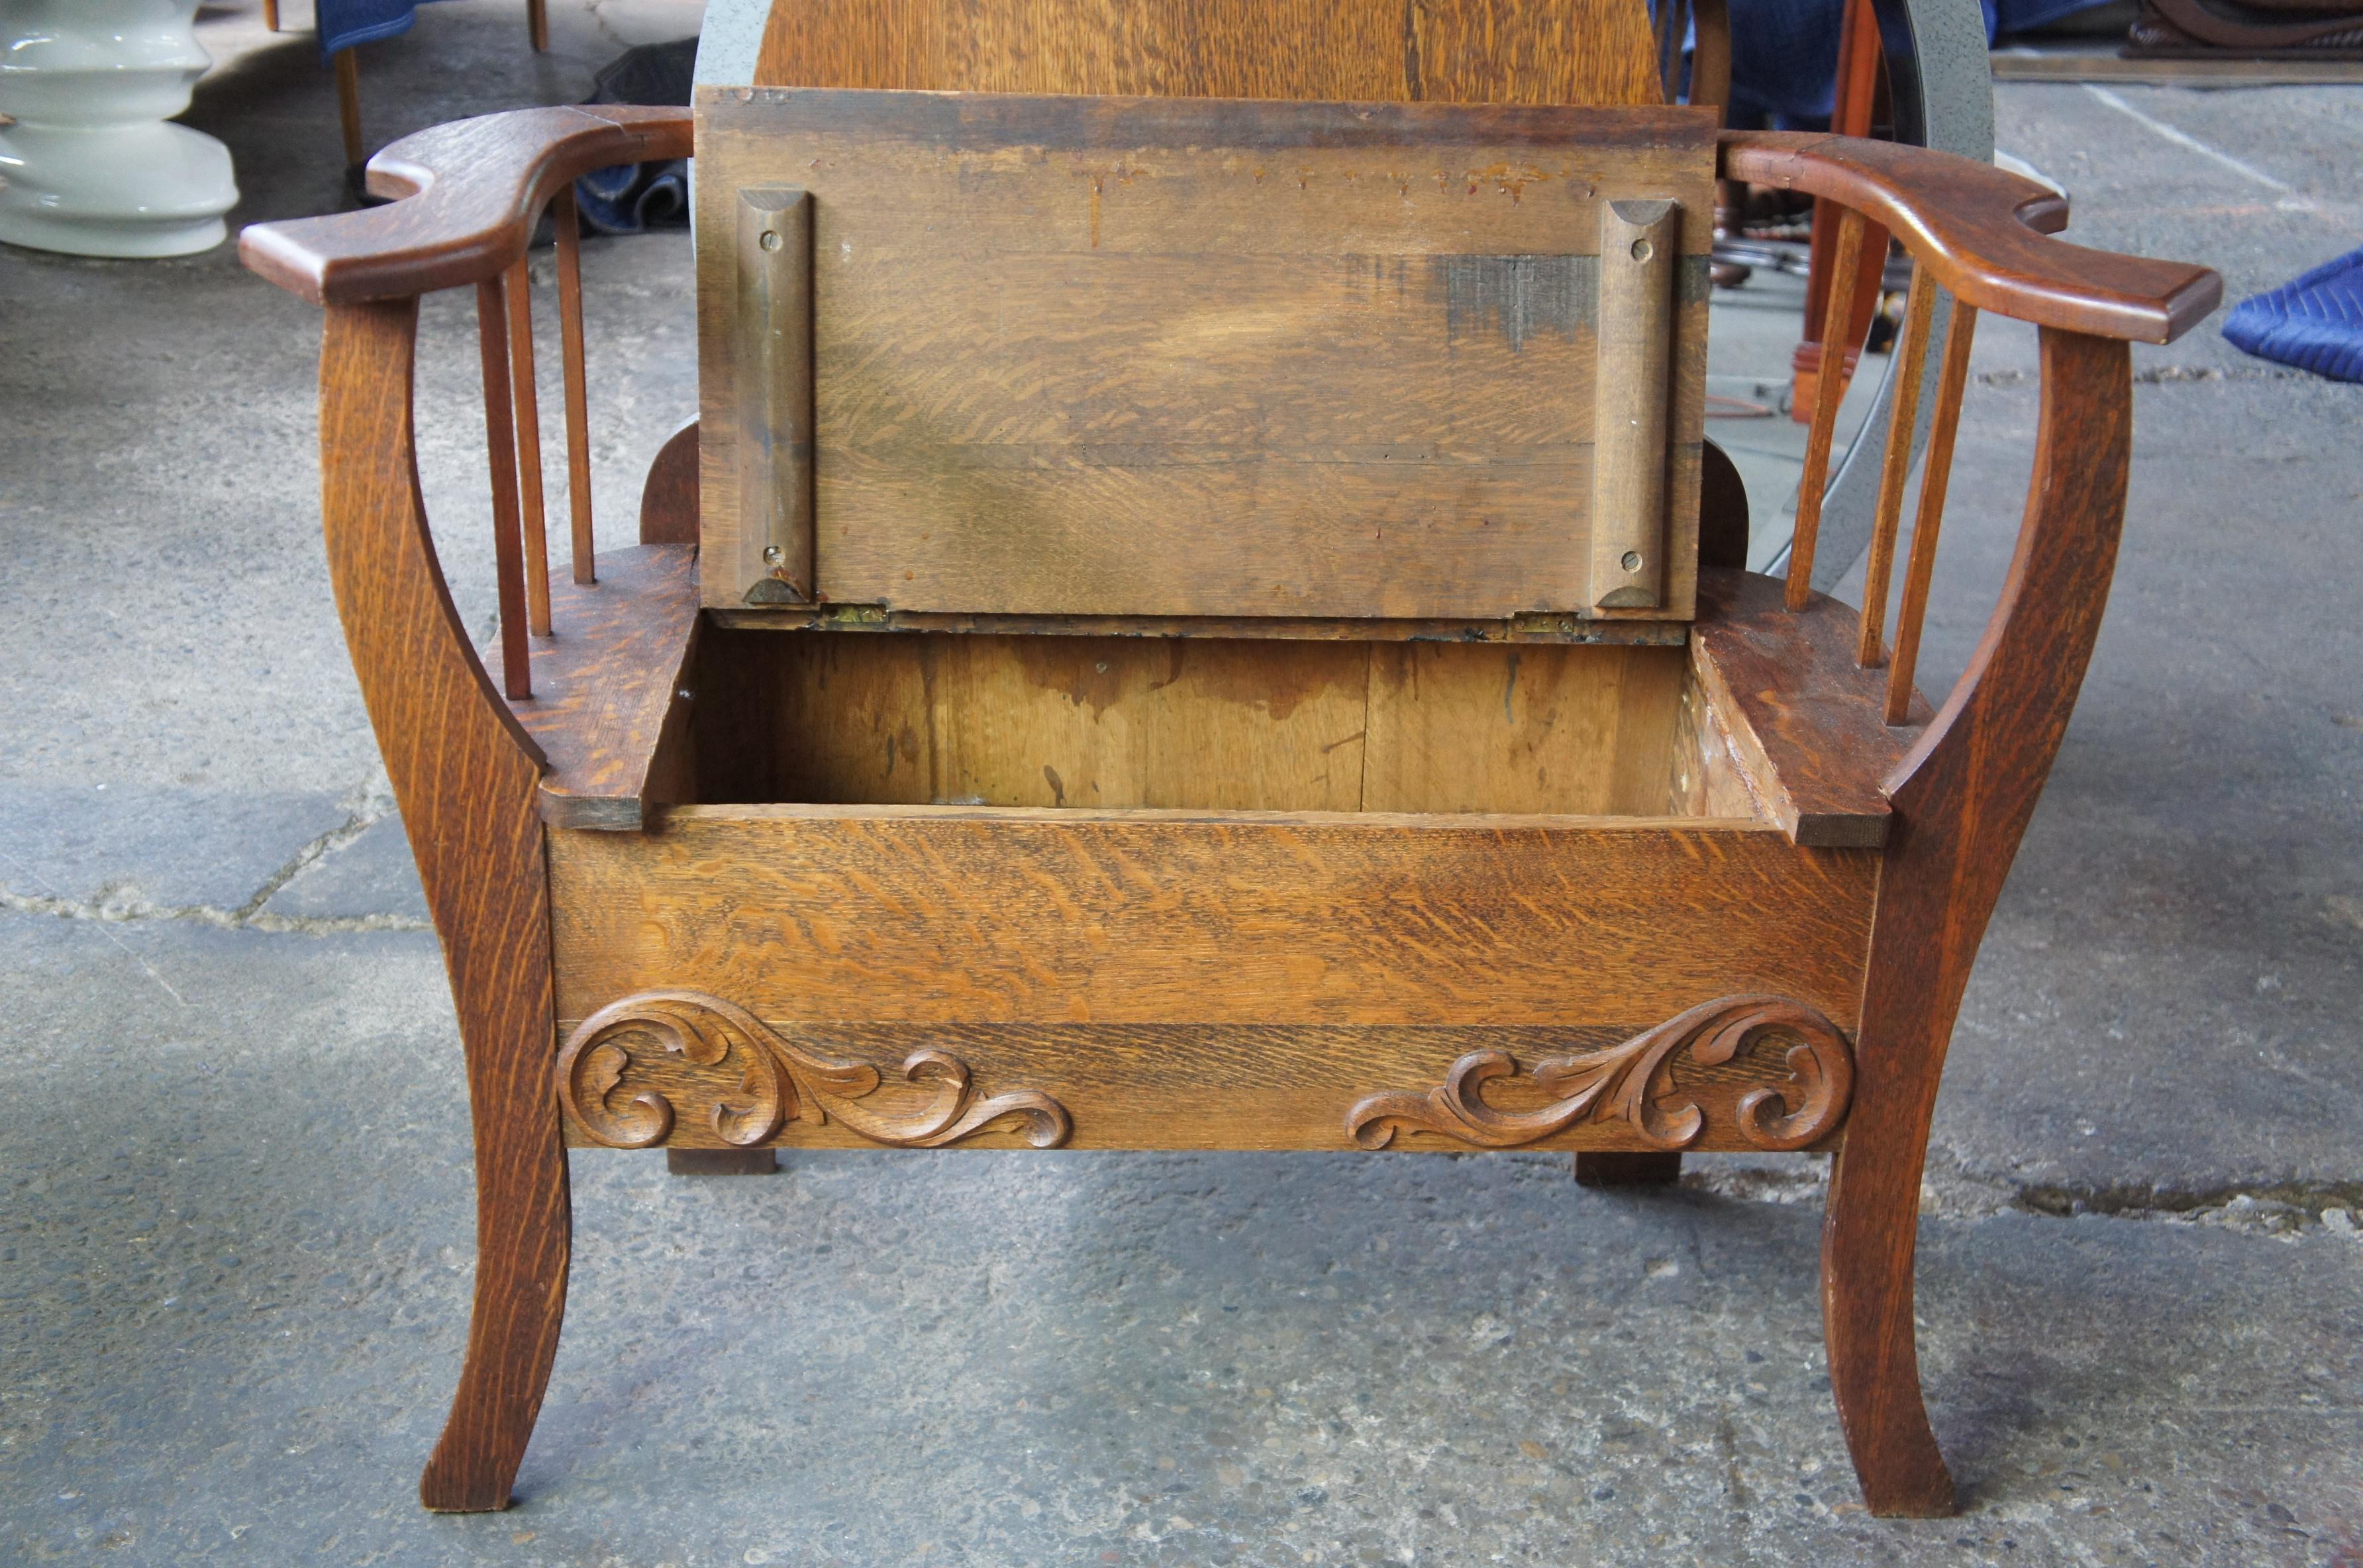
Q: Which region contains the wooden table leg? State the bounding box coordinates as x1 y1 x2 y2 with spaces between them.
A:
668 1148 781 1175
1574 1152 1684 1187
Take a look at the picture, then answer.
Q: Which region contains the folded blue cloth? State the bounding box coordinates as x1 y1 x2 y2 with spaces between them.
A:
2223 246 2363 383
572 38 697 235
317 0 458 60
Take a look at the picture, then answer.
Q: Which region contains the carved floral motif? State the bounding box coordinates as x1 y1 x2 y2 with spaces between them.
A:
1346 994 1852 1152
557 990 1072 1150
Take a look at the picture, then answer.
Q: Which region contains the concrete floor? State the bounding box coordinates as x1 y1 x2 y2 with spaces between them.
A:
3 3 2360 1563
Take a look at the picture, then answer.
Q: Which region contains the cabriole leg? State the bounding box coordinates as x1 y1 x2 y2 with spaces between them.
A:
420 1079 571 1511
313 301 572 1512
1819 330 2135 1518
1820 1063 1956 1516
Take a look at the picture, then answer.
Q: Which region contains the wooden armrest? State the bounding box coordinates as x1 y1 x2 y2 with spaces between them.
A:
1691 568 1927 848
1721 130 2221 344
240 105 694 305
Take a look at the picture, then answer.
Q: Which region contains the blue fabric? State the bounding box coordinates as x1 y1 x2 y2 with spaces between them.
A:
2223 246 2363 383
1724 0 1852 126
574 159 689 235
317 0 459 60
1704 0 2110 127
570 38 696 235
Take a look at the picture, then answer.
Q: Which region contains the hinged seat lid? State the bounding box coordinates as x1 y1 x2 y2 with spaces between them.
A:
695 87 1717 626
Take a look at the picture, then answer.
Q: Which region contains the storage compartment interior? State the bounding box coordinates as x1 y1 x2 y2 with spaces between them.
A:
691 629 1764 820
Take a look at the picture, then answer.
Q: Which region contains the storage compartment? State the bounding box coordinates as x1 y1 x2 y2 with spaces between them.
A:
690 628 1764 819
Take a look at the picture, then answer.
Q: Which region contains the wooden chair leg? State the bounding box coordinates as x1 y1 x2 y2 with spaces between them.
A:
527 0 548 51
419 1087 572 1511
1574 1151 1683 1187
1819 328 2135 1520
314 301 574 1514
668 1148 779 1175
1821 1084 1956 1515
263 0 280 30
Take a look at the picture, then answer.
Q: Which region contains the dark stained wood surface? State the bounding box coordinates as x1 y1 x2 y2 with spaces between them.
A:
754 0 1665 106
1689 569 1927 849
239 106 692 305
317 302 569 1514
1720 132 2220 343
639 419 701 545
513 544 701 830
1696 436 1749 571
695 89 1717 621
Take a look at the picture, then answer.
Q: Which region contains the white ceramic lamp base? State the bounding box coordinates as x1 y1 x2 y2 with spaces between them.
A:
0 0 240 258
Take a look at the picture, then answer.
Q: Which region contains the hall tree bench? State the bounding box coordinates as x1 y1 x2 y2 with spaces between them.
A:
238 0 2217 1520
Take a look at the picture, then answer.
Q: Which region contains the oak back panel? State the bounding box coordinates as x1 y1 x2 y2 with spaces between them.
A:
752 0 1664 107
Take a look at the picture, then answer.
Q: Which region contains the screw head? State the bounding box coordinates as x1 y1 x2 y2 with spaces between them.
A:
762 544 785 564
1621 550 1643 573
759 229 783 252
1630 238 1654 264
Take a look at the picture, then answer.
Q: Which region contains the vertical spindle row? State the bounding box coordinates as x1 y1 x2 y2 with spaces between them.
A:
1784 205 1868 609
1855 274 1938 668
503 259 554 637
473 279 533 701
1885 300 1979 726
476 193 603 699
554 186 597 584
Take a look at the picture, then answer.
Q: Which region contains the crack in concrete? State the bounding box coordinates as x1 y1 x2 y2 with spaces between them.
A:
0 775 430 937
2015 1178 2363 1229
1682 1155 2363 1238
0 885 432 936
1978 365 2311 387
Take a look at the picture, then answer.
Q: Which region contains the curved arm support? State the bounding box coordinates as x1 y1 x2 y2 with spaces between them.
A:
1823 329 2133 1515
319 301 572 1511
1721 131 2221 344
242 105 694 304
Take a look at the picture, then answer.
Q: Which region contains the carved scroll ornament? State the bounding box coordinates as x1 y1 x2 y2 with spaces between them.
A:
1346 994 1852 1152
558 990 1072 1150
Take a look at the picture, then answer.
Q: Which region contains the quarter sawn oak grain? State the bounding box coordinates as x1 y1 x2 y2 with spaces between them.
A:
237 3 2220 1520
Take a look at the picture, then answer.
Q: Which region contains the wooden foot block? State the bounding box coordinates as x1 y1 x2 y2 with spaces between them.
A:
667 1148 779 1176
1574 1151 1684 1188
